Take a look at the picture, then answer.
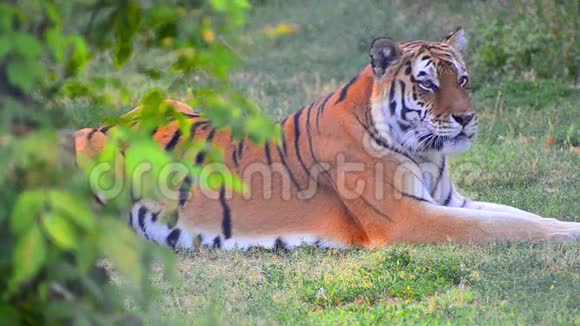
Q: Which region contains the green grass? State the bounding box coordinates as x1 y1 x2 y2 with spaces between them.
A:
73 0 579 324
139 244 579 325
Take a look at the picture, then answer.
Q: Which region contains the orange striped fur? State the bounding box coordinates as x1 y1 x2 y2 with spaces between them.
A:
74 28 580 250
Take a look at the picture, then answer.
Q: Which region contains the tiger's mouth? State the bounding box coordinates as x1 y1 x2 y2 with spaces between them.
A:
413 129 475 153
448 132 472 145
454 131 472 140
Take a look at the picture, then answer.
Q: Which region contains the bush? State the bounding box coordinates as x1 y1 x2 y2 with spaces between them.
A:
472 0 578 82
0 0 277 323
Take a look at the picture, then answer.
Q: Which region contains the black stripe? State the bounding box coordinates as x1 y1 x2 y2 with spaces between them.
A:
280 123 288 155
195 152 205 165
398 121 411 132
190 121 208 137
402 192 433 203
219 187 232 239
431 158 447 197
460 199 468 208
138 206 147 234
399 80 422 119
232 149 239 168
293 108 313 180
358 195 393 221
276 144 303 191
237 139 245 159
316 92 334 132
314 239 322 248
151 212 159 222
401 40 424 47
232 136 239 168
166 228 181 249
273 237 287 251
213 236 222 249
303 102 320 179
94 194 105 206
351 112 418 165
178 175 192 207
335 75 359 104
181 112 200 118
231 138 245 168
207 127 217 142
304 102 316 157
195 128 217 164
389 80 397 115
165 129 182 151
304 102 335 188
87 128 99 140
442 191 453 206
99 125 112 134
264 142 273 165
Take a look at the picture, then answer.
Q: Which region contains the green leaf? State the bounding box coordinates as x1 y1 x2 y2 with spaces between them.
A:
113 0 142 66
140 88 165 116
0 305 19 325
124 139 171 200
43 1 61 25
48 190 95 231
12 32 43 58
44 301 83 321
210 0 227 11
114 42 133 66
65 35 90 77
11 225 46 288
41 212 77 250
11 190 47 235
0 35 11 60
46 26 64 62
6 58 44 92
75 239 98 275
62 81 93 98
99 218 143 285
115 1 143 40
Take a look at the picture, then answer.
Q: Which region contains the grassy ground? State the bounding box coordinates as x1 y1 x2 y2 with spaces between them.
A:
76 1 579 324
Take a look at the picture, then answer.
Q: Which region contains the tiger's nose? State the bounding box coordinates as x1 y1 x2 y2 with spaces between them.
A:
451 113 475 126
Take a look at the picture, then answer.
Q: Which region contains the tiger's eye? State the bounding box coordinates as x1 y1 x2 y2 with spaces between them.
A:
419 79 437 92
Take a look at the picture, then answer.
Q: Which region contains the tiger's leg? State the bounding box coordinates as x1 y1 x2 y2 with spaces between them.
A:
449 189 564 221
465 200 538 215
464 200 550 219
391 199 580 244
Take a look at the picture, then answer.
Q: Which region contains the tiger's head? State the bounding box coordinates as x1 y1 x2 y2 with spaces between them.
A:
369 28 477 155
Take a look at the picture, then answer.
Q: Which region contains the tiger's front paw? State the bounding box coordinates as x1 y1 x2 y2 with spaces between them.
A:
544 220 580 241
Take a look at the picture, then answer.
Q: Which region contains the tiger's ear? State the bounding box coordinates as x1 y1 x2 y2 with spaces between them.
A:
442 27 467 57
369 37 400 78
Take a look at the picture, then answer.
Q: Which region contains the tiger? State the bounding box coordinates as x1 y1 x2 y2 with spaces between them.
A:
74 27 580 250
